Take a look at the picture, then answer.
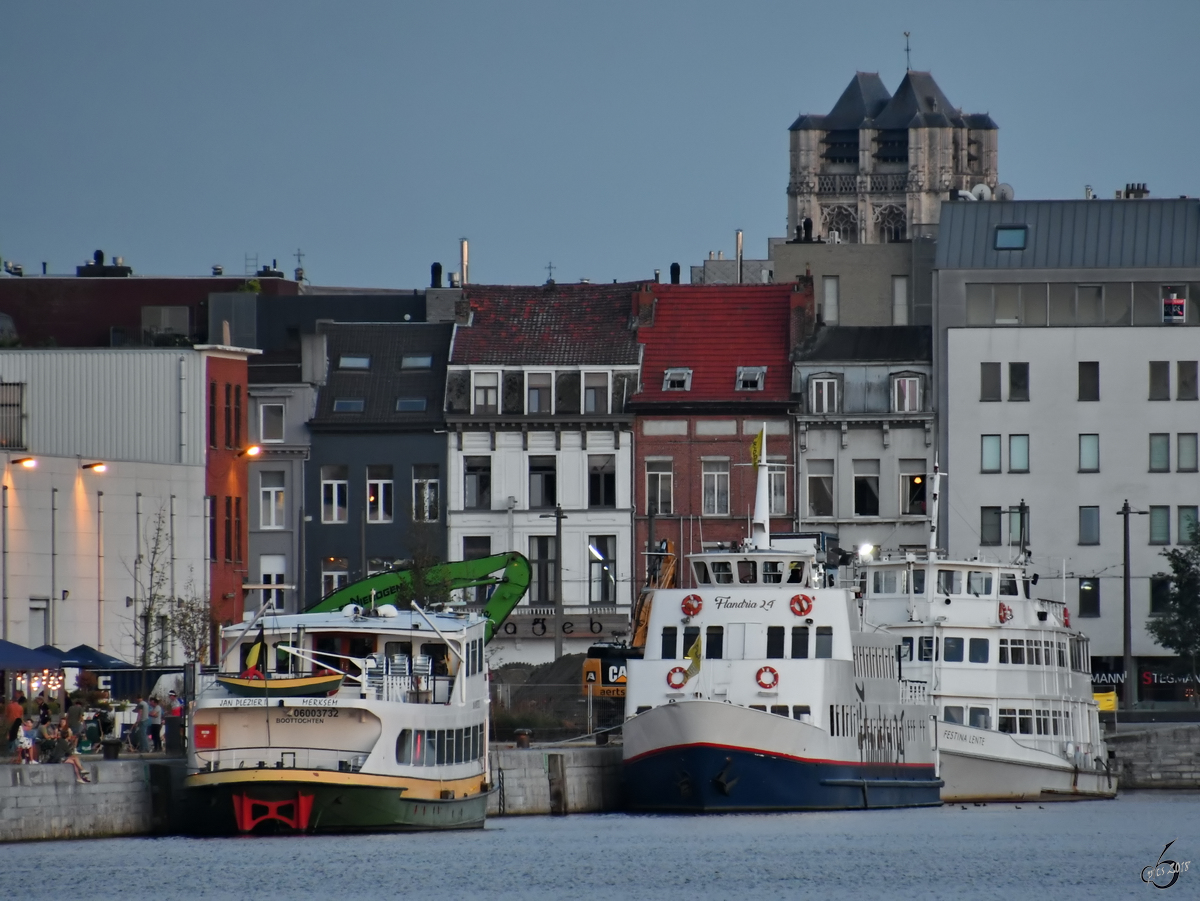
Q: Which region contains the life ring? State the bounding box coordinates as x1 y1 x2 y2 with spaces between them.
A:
666 667 688 690
998 602 1013 623
681 594 703 617
789 593 814 617
756 666 779 689
1063 606 1070 628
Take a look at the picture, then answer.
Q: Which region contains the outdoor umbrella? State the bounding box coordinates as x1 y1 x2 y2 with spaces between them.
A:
0 639 62 671
65 644 134 669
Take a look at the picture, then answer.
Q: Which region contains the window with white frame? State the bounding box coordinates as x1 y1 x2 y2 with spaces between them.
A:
588 536 617 603
583 372 609 413
260 403 285 443
367 464 394 523
527 372 552 413
464 457 491 509
646 460 673 515
807 459 834 517
473 372 499 414
321 557 349 597
588 455 616 508
662 368 692 391
321 465 348 524
412 464 440 522
260 471 285 529
768 456 787 516
893 377 921 412
810 377 838 413
702 459 730 516
260 555 286 609
736 366 767 391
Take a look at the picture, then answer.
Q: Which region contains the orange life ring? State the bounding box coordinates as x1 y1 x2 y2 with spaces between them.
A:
998 602 1013 623
666 666 688 689
1063 606 1070 627
790 593 814 617
681 594 703 617
756 666 779 689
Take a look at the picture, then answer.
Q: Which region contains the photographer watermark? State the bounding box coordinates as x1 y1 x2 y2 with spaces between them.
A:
1141 840 1190 890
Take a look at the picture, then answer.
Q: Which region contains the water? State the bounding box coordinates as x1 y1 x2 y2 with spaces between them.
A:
5 792 1198 899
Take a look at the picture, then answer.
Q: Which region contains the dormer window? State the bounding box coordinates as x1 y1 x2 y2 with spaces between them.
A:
736 366 766 391
809 377 839 414
472 372 499 414
339 355 370 370
663 368 692 391
994 226 1027 250
893 375 922 412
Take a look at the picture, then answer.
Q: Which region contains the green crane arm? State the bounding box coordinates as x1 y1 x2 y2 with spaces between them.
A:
305 553 532 644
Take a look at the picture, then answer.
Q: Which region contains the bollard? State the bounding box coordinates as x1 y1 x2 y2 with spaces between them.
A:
514 728 532 749
596 731 608 747
164 716 184 756
101 738 122 761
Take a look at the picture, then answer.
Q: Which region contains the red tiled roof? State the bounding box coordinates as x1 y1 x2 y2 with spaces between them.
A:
634 284 800 403
451 282 644 366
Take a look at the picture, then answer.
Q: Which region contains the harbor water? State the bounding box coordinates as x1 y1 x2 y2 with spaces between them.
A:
6 791 1197 899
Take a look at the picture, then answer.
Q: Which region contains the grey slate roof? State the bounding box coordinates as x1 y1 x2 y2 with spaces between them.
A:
310 322 453 430
935 199 1200 270
793 326 932 363
788 71 994 132
790 72 892 131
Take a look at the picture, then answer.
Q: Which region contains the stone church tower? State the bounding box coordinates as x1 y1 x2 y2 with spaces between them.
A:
787 71 998 244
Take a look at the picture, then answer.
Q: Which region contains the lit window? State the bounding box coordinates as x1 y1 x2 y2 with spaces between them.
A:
367 465 394 524
395 398 427 412
339 355 370 370
662 368 692 391
321 557 349 597
736 366 766 391
401 355 432 370
332 398 364 413
994 226 1027 250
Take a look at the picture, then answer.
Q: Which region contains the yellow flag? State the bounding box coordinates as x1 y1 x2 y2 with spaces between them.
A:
750 428 763 471
684 634 702 680
1093 689 1117 711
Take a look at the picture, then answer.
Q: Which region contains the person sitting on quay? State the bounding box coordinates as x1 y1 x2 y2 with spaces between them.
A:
16 718 35 764
148 697 163 752
48 719 90 783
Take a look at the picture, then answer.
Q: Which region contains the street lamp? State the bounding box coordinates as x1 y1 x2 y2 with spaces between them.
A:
1117 500 1150 712
237 445 262 458
539 504 567 659
82 462 107 472
12 457 35 469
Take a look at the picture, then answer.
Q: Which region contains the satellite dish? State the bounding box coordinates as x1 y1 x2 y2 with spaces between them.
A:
971 184 993 201
995 183 1015 202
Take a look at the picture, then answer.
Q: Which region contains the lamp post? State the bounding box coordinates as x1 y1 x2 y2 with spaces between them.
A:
1117 500 1149 711
539 505 566 659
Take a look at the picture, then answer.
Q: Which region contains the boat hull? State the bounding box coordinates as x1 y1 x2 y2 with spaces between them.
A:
215 674 343 698
624 701 941 812
182 771 488 834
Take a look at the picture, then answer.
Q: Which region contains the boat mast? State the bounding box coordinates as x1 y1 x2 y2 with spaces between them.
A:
927 457 943 562
750 426 771 550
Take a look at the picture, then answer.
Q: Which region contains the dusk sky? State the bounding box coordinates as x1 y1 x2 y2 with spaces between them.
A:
3 1 1197 288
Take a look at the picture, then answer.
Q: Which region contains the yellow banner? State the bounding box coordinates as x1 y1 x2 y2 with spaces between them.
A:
1093 689 1117 711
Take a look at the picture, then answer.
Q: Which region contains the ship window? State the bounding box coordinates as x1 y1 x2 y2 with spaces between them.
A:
936 570 963 595
998 708 1017 733
999 573 1019 596
396 729 412 764
1018 709 1034 734
943 706 964 724
1051 710 1062 736
970 707 991 729
969 638 989 663
792 705 811 721
791 626 809 659
787 562 804 583
436 730 447 766
762 561 783 584
815 626 833 658
766 626 785 659
1009 639 1026 665
711 561 733 584
1035 710 1050 735
1031 642 1042 666
967 572 993 596
1057 641 1067 668
737 560 757 583
661 627 678 659
770 705 789 717
943 637 964 662
873 570 900 594
749 705 767 712
683 626 700 657
912 569 926 594
693 561 711 583
999 639 1009 664
918 636 935 661
705 626 724 659
455 729 464 764
899 636 913 661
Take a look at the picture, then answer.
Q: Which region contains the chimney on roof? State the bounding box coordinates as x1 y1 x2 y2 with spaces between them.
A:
633 286 655 327
654 269 660 283
1122 183 1150 199
789 279 816 355
460 239 469 285
735 230 743 284
670 263 680 285
431 262 443 289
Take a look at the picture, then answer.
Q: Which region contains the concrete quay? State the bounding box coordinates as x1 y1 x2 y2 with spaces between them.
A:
488 745 623 816
0 761 151 842
1108 724 1200 789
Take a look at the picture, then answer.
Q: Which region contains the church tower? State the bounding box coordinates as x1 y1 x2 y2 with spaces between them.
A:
786 71 998 244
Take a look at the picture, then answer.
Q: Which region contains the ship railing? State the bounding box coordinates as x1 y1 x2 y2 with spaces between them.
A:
195 745 370 774
901 679 928 704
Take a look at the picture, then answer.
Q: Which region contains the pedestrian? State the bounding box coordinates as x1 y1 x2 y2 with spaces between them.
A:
67 697 85 736
167 690 183 718
132 694 150 753
5 693 24 727
147 697 163 752
36 694 51 726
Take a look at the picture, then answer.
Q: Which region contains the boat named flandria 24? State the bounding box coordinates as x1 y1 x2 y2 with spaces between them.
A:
860 467 1116 802
184 553 531 834
622 432 942 812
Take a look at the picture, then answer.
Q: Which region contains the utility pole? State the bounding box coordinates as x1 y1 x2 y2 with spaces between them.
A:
540 504 567 659
1118 500 1149 711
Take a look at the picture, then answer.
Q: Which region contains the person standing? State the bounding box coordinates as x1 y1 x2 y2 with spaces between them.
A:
167 691 182 718
147 698 163 752
36 694 51 726
67 697 85 737
132 694 150 753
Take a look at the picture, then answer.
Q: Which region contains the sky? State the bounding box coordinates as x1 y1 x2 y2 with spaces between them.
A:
2 1 1198 288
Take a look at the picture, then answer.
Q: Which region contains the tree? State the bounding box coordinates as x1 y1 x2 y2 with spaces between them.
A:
391 523 453 610
171 568 216 665
1146 533 1200 686
125 505 174 687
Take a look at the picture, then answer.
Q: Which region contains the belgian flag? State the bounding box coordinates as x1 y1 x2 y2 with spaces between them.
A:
241 624 268 678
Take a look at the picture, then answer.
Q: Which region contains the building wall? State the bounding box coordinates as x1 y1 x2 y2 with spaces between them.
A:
633 416 793 590
0 454 204 664
945 326 1200 659
772 242 920 326
304 431 448 603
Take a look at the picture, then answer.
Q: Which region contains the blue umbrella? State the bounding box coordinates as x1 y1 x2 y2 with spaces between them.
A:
0 639 62 671
65 644 134 669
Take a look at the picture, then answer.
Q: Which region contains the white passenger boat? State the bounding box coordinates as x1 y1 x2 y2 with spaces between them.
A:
860 469 1116 802
621 434 942 811
184 554 531 834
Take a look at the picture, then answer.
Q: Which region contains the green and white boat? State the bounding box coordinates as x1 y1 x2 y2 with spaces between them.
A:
184 554 531 834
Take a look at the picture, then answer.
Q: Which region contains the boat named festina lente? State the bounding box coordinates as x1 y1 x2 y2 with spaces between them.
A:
860 467 1116 802
184 553 531 834
621 432 942 812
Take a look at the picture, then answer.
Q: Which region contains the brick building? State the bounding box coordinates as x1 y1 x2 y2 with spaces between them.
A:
630 282 815 591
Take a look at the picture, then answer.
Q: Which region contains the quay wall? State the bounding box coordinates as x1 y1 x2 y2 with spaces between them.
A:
489 747 623 815
1108 724 1200 789
0 762 151 842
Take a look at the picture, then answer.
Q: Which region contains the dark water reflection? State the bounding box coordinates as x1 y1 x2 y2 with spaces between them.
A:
7 792 1198 899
